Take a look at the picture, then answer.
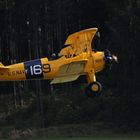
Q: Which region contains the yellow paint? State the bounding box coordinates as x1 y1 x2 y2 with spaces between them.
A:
59 28 97 56
0 28 106 84
93 52 105 72
91 84 99 92
0 63 26 81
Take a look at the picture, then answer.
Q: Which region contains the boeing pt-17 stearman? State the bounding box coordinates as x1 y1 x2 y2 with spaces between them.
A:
0 28 118 97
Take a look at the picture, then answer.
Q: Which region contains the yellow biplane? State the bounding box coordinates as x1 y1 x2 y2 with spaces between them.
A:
0 28 118 97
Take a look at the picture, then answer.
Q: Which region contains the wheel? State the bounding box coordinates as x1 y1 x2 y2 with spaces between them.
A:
85 81 102 97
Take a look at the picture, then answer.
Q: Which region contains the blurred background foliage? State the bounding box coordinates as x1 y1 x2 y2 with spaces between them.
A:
0 0 140 137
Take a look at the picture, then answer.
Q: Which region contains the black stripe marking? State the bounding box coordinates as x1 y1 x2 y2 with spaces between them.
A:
24 59 43 79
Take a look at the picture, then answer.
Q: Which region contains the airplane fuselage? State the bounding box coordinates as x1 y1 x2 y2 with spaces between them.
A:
0 51 105 82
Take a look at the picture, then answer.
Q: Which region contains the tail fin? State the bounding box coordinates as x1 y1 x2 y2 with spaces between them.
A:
0 62 9 69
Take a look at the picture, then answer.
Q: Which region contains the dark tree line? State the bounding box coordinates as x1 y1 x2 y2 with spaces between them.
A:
0 0 140 132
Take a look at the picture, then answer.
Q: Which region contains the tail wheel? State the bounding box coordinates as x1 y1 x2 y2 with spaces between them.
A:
85 81 102 97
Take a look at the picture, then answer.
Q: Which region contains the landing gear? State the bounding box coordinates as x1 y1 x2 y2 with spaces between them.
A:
85 81 102 97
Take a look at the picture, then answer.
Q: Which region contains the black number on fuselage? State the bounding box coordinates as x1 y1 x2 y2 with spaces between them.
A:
42 64 51 73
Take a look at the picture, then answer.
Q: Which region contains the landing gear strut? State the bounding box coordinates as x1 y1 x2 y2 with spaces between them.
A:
85 81 102 97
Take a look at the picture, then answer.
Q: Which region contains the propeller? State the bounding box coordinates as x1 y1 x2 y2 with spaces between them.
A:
94 31 118 68
104 49 118 70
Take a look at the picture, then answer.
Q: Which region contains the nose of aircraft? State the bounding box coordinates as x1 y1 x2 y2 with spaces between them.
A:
104 50 118 67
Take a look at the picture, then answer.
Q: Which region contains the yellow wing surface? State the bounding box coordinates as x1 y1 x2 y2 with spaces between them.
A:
51 60 87 84
59 28 98 57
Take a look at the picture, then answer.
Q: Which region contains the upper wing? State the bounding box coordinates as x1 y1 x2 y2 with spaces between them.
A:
51 60 87 84
59 28 98 57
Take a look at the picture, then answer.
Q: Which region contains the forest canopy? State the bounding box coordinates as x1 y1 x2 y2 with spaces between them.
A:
0 0 140 138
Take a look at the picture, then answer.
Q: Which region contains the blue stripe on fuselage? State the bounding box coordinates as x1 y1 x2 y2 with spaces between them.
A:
24 59 43 79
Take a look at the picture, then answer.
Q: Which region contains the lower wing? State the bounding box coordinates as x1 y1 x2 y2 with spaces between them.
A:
51 60 87 84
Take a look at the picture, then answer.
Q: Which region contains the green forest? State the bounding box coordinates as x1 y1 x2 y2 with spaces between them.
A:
0 0 140 139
